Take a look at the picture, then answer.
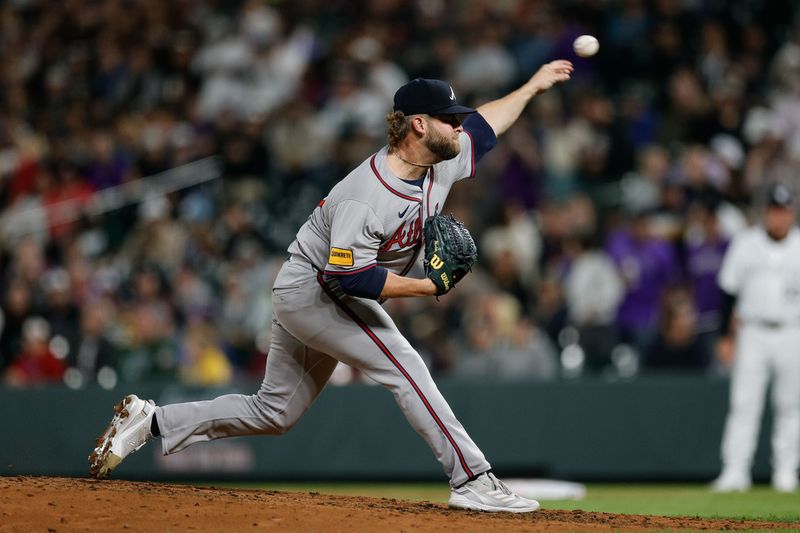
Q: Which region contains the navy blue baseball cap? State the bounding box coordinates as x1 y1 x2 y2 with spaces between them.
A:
767 183 794 207
393 78 476 116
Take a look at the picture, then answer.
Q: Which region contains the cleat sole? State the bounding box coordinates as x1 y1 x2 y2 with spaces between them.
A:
88 396 137 479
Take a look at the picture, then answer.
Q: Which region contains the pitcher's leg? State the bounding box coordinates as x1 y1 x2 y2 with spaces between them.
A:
720 327 769 474
276 277 491 486
158 320 338 454
357 335 490 486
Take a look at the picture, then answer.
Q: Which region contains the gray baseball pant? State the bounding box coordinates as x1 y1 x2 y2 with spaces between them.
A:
156 256 491 486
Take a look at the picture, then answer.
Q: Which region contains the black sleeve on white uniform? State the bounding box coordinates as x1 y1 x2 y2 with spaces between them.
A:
719 289 736 335
463 113 497 163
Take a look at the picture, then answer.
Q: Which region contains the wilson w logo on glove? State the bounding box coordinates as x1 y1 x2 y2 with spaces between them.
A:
423 213 478 296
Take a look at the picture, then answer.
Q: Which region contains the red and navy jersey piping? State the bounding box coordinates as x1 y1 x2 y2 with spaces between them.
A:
315 272 476 479
370 154 423 203
465 131 476 178
426 168 435 214
323 263 377 276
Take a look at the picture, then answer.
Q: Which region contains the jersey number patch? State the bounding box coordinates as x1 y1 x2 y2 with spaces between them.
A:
329 247 354 266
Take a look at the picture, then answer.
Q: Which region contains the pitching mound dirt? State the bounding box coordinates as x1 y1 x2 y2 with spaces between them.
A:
0 476 795 532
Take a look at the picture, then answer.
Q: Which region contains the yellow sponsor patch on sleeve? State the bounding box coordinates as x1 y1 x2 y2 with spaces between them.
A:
328 247 354 266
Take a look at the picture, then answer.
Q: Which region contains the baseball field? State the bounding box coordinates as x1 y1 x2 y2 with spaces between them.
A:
3 476 799 532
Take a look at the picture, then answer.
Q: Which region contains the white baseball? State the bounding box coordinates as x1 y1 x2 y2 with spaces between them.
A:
573 35 599 58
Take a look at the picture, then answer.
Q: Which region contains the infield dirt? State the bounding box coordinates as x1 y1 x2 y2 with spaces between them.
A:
1 476 796 532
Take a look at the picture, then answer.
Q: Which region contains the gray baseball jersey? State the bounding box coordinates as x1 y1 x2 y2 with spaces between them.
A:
155 127 493 486
288 136 477 276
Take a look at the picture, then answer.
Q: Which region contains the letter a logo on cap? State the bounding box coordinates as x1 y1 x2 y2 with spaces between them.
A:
393 78 476 115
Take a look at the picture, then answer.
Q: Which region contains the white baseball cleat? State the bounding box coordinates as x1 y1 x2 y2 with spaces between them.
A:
710 469 751 493
772 470 798 493
448 472 540 513
89 394 157 479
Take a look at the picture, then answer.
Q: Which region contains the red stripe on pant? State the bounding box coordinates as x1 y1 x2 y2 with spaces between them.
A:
316 273 475 479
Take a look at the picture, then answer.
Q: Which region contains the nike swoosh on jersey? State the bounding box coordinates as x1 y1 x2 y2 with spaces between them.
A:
398 205 410 218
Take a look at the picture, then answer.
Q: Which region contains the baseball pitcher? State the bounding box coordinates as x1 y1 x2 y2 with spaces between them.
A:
89 60 574 512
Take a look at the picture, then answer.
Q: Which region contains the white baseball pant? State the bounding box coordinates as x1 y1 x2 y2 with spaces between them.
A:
720 323 800 476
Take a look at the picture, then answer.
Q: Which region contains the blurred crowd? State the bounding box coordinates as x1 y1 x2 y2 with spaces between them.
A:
2 0 800 388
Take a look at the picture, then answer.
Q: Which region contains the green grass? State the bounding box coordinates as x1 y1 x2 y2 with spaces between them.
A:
545 484 800 522
196 482 800 523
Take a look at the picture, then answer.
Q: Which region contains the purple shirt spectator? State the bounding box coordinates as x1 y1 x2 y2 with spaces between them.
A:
85 154 130 190
685 237 729 331
498 155 542 210
605 223 680 336
85 134 131 190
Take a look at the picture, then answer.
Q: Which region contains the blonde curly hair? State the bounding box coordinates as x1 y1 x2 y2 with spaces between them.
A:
386 110 412 149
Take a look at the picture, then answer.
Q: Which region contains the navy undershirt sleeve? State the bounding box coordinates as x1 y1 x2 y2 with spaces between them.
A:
336 265 389 300
463 113 497 163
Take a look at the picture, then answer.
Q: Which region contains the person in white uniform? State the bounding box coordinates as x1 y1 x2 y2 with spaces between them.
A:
87 60 575 512
712 183 800 493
